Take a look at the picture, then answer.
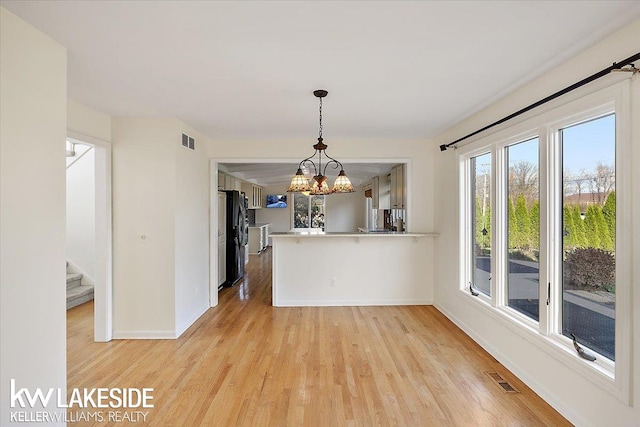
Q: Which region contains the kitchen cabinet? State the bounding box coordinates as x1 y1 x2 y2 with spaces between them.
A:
241 182 264 209
390 164 406 210
227 174 241 192
253 186 263 208
371 176 380 209
378 174 390 209
218 172 241 191
217 172 226 191
248 223 270 254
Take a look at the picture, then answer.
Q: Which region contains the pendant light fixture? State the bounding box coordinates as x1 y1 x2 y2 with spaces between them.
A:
287 90 355 195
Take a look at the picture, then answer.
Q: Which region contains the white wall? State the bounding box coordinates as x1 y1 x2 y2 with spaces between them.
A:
66 148 95 281
174 124 211 336
433 18 640 427
256 185 291 238
255 183 368 234
112 118 178 337
0 6 67 425
112 117 210 338
258 184 366 233
67 98 112 143
325 186 365 232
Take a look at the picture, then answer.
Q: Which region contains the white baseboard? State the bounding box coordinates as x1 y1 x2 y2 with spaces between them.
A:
112 330 176 340
112 303 210 340
434 303 589 427
274 299 433 307
175 304 210 338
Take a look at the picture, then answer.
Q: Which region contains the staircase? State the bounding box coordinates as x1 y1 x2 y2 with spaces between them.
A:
66 262 94 309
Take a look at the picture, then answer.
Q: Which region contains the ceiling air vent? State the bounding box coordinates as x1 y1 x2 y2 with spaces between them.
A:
181 133 195 151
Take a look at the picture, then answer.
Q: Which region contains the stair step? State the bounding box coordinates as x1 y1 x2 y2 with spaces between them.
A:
66 273 83 290
67 284 94 310
66 273 82 282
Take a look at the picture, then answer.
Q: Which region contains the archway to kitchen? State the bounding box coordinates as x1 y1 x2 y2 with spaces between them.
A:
208 159 408 307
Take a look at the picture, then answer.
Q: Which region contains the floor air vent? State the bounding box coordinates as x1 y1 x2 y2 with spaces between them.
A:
485 372 519 393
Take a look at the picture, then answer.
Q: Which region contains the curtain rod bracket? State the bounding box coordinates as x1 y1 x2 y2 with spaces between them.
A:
611 63 638 74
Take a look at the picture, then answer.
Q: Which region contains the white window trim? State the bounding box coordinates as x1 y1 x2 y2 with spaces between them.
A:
459 146 492 302
290 193 326 232
457 80 632 404
494 132 541 327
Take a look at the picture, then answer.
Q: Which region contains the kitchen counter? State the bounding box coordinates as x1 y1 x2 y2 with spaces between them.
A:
357 227 436 235
358 228 392 233
248 223 271 254
271 231 436 238
248 223 271 228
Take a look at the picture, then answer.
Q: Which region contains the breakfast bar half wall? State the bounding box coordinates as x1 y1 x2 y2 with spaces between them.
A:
271 232 438 307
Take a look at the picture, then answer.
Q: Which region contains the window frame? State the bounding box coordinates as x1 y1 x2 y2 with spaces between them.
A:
290 193 326 232
498 134 543 329
457 80 631 404
470 152 494 299
460 147 494 303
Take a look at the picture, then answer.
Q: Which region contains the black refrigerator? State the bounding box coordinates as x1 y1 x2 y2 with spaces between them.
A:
224 190 248 287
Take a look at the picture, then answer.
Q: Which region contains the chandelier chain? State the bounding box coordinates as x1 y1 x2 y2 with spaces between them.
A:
318 97 323 139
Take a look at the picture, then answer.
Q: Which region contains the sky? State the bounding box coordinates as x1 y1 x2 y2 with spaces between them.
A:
476 113 615 175
561 113 615 174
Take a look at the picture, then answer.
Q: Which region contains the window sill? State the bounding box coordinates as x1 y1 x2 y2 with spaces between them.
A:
456 289 629 405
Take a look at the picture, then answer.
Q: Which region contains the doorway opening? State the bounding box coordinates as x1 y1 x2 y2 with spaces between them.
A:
66 134 112 342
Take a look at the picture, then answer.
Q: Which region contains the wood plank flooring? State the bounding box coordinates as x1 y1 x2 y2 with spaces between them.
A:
67 248 571 426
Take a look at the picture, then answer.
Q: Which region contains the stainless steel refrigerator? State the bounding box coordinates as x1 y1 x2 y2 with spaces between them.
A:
223 190 248 287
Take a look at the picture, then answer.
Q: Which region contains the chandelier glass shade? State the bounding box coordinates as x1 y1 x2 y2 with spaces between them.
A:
311 175 332 195
332 170 354 193
287 90 354 195
288 169 312 192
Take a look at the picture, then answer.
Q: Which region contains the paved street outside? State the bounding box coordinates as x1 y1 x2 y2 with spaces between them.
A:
474 256 614 360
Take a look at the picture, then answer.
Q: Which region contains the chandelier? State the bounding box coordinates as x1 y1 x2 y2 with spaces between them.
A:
287 90 354 195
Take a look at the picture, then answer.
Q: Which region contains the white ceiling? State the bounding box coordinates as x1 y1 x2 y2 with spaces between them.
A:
9 1 638 187
3 1 640 143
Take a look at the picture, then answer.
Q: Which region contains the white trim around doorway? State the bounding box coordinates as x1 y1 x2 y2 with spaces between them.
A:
67 130 113 342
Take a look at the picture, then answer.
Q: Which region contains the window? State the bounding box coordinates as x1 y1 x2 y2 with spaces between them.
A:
459 82 630 401
507 137 540 321
561 114 615 360
471 153 492 296
291 194 325 231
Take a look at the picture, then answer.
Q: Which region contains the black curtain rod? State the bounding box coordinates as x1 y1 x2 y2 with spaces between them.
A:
440 52 640 152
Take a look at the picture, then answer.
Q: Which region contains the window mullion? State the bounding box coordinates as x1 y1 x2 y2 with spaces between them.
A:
492 146 507 307
538 128 552 335
464 159 474 292
549 125 564 338
613 83 631 400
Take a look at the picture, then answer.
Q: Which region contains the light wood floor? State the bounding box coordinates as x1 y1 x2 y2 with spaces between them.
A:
67 248 570 426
